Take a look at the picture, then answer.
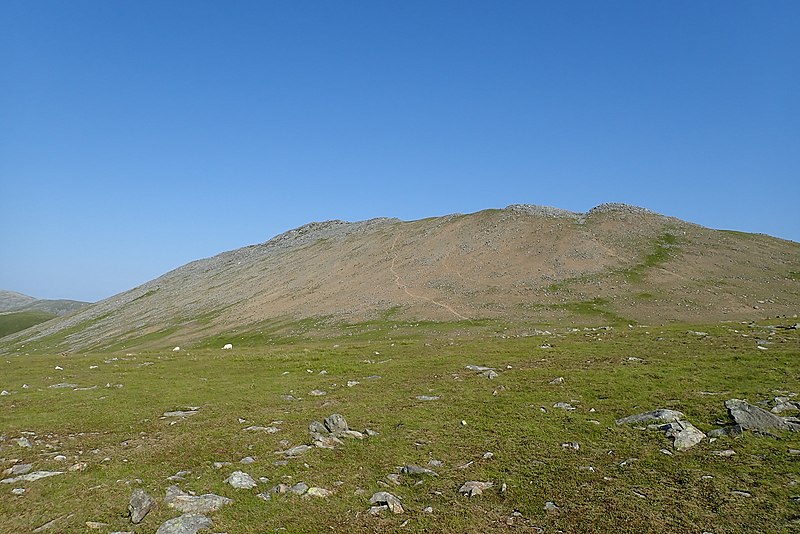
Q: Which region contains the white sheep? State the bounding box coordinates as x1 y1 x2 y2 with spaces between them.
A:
222 343 233 350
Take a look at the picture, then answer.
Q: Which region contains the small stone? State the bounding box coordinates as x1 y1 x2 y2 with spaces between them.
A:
711 449 736 457
85 521 108 529
155 513 212 534
53 455 67 462
481 370 498 379
659 449 673 456
309 421 328 434
69 462 88 472
167 470 192 481
707 424 744 438
15 437 32 448
212 462 231 469
1 471 64 484
545 501 559 511
309 389 327 396
658 420 706 450
561 442 580 451
416 395 440 401
0 390 9 396
162 410 199 418
11 488 25 495
482 452 494 459
128 488 155 524
459 480 494 497
276 444 312 457
243 426 279 433
305 487 332 498
386 474 402 485
338 430 365 440
549 377 564 385
423 506 433 513
347 381 360 387
5 463 32 475
289 482 309 495
731 490 752 498
164 485 233 514
401 465 438 476
365 429 380 436
239 457 255 464
465 365 494 372
789 449 800 455
225 470 257 489
553 402 575 411
369 491 404 513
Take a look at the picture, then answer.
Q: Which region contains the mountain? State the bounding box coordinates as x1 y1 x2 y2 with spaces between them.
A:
0 290 89 315
2 203 798 353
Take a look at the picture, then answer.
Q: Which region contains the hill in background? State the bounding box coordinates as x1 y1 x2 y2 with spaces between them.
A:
2 203 798 353
0 290 89 339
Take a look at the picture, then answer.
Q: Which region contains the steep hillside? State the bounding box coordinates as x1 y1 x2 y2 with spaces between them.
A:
3 204 799 353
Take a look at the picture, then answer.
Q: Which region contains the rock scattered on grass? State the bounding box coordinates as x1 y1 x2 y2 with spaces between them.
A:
615 409 684 425
401 465 438 476
164 485 232 513
549 377 564 385
657 421 706 450
369 491 404 513
1 471 63 484
128 488 155 524
225 471 257 489
553 402 575 411
155 513 212 534
725 399 788 432
167 470 192 482
309 390 327 396
4 464 32 476
711 449 736 457
707 424 743 438
459 481 493 497
544 501 559 511
416 395 440 401
162 409 200 418
243 425 279 433
306 487 332 498
276 444 312 457
11 488 25 495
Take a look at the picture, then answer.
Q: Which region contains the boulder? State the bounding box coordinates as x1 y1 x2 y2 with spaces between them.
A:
128 488 155 524
155 513 212 534
224 471 257 489
369 491 404 513
725 399 788 432
164 486 232 513
658 421 705 450
459 481 494 497
324 414 349 434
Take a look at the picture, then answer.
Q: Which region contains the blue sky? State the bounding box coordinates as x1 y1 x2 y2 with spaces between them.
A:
1 1 798 302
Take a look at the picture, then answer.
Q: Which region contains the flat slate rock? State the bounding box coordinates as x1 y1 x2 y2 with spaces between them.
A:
401 465 438 476
707 424 744 438
155 513 212 534
225 471 257 489
164 486 232 513
459 481 494 497
658 421 706 450
369 491 404 513
4 464 32 476
128 488 155 524
616 409 685 425
725 398 789 432
1 471 64 484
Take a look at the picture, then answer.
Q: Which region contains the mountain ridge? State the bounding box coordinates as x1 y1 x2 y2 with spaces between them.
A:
3 203 799 353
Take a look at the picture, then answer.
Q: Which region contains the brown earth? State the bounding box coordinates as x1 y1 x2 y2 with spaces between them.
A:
3 203 799 353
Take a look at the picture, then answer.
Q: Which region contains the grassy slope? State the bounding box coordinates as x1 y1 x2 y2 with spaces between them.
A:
0 311 56 338
1 320 798 533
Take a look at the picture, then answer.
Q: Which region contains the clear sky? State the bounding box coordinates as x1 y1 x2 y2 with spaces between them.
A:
1 1 798 302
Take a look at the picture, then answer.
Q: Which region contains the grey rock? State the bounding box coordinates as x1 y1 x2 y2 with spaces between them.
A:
313 434 344 449
243 426 279 433
731 490 752 498
277 444 312 457
239 457 255 464
337 430 364 440
309 389 327 396
48 383 78 389
658 421 705 450
386 474 401 485
162 410 199 418
707 424 743 438
270 483 290 494
1 471 63 484
289 482 309 495
549 377 565 385
309 421 328 434
416 395 440 401
11 487 25 495
4 463 32 475
128 488 155 524
401 465 438 476
616 409 685 425
544 501 559 511
369 504 389 515
324 414 349 434
167 470 192 481
155 513 212 534
15 437 32 448
465 365 494 372
164 486 232 513
725 399 788 432
306 487 332 498
553 402 575 411
710 449 736 457
481 370 499 379
225 471 257 489
459 480 494 497
369 491 404 513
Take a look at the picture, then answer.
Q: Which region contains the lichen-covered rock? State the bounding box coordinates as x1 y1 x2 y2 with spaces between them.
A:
725 399 788 432
369 491 404 513
616 409 685 425
128 488 155 524
155 513 212 534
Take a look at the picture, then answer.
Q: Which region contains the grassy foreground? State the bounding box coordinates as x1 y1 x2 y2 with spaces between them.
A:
1 319 799 533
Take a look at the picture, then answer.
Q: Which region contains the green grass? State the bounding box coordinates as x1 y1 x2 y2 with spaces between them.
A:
0 311 56 338
1 320 798 532
620 233 682 283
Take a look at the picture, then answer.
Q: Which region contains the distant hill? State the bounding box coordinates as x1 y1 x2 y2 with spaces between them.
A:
0 290 90 339
2 203 798 353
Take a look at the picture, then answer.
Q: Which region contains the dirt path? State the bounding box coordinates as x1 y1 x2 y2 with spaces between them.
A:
389 236 469 320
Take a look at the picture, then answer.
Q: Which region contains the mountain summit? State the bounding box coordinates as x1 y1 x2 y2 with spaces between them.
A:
3 204 798 352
